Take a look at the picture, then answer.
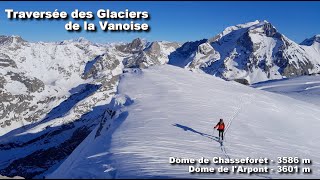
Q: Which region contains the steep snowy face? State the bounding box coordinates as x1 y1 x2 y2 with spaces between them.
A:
207 20 268 43
181 21 320 84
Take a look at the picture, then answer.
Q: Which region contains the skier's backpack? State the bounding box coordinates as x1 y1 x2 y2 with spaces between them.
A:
218 122 225 130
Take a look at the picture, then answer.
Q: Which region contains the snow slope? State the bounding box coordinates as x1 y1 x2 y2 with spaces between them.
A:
49 65 320 178
252 75 320 106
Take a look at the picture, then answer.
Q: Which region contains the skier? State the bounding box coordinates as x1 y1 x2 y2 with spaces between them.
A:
214 119 225 141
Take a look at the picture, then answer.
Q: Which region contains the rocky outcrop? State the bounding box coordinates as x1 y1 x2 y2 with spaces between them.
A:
0 54 17 68
0 36 27 46
0 76 6 88
168 39 207 67
82 53 121 79
7 72 44 93
118 38 180 68
187 43 220 70
115 38 146 53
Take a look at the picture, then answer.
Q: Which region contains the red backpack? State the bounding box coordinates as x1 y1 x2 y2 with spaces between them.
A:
215 122 225 130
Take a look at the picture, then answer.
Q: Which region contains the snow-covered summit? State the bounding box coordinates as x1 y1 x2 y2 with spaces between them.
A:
57 37 93 45
300 34 320 46
0 35 27 47
208 20 271 43
171 20 320 84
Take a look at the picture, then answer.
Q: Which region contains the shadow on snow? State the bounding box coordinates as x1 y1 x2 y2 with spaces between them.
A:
172 123 220 143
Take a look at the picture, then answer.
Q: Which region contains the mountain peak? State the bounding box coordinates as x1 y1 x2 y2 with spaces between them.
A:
59 37 92 45
0 35 27 45
227 20 270 31
127 38 147 51
130 38 147 46
241 19 268 26
248 21 278 37
300 35 320 46
209 20 274 43
75 37 89 43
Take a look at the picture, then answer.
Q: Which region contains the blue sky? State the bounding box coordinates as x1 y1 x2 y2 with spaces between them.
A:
0 1 319 43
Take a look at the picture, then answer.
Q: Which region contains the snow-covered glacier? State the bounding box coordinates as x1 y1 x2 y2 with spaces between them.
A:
49 65 320 178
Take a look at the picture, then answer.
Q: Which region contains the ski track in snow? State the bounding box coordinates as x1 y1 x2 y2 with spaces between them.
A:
219 93 255 160
220 94 273 179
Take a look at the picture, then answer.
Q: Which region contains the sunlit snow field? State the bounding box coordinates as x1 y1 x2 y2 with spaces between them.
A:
50 65 320 179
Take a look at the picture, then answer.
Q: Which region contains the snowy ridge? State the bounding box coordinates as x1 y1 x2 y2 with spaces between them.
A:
49 65 320 178
208 20 267 42
300 34 320 46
